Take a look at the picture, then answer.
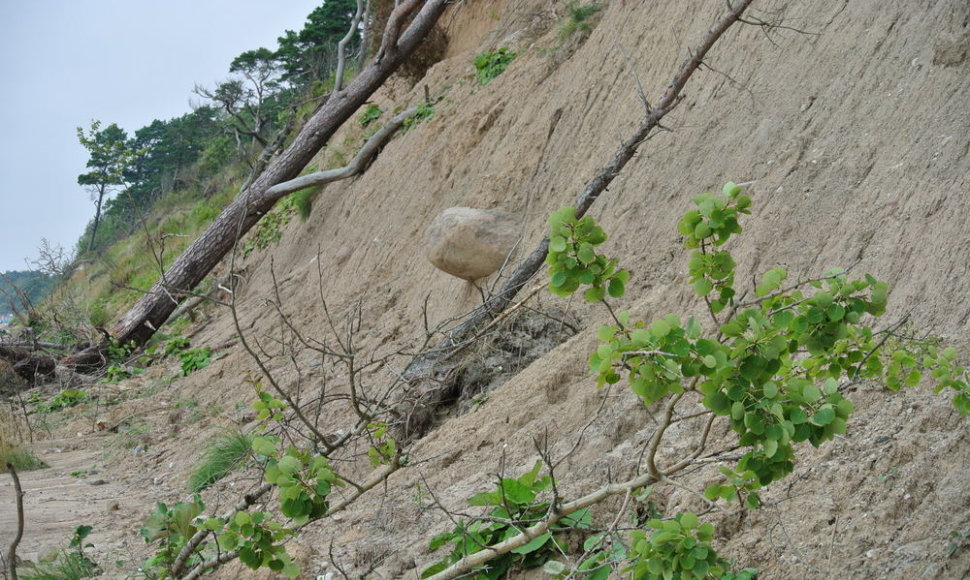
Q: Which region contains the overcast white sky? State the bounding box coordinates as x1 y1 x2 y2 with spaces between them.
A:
0 0 323 272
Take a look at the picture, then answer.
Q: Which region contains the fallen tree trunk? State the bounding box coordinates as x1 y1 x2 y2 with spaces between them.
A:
395 0 757 440
59 0 449 370
0 345 57 383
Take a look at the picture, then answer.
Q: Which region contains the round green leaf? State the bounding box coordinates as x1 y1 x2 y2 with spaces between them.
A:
277 456 301 476
651 319 671 338
584 286 606 303
811 405 836 426
680 512 698 529
608 277 626 298
550 236 567 253
694 278 714 297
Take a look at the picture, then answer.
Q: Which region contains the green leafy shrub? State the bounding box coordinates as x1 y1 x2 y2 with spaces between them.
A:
198 135 236 176
474 48 517 85
422 461 592 578
140 495 207 576
187 430 253 492
624 514 757 579
243 197 296 257
547 206 629 301
37 389 91 412
178 346 212 376
140 385 341 579
358 103 383 127
100 364 143 383
163 335 190 357
535 182 968 578
106 338 137 361
161 335 212 375
403 102 436 132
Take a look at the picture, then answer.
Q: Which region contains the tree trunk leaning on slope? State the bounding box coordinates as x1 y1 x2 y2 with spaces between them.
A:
60 0 449 369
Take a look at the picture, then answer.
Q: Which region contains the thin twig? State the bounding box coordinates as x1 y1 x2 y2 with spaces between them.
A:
5 462 24 580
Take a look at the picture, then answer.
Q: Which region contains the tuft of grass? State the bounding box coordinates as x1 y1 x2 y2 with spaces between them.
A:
0 440 48 472
559 2 605 38
292 187 321 220
187 430 253 492
20 525 99 580
19 554 98 580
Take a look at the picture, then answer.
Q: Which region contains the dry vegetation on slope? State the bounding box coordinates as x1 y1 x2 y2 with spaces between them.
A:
3 0 969 578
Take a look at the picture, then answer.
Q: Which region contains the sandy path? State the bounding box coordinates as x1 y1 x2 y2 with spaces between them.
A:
0 436 158 574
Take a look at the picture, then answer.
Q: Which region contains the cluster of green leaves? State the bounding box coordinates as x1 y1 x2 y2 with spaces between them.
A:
544 532 628 580
178 347 212 376
623 514 757 580
358 103 384 127
243 197 296 257
564 184 967 490
36 388 91 412
157 335 212 376
162 335 191 357
423 461 592 579
474 48 517 85
142 494 300 577
106 338 137 361
366 422 398 467
214 510 298 574
251 436 339 525
20 525 99 580
678 183 749 312
252 381 288 422
141 496 207 577
102 364 145 383
403 101 436 132
546 206 629 301
544 502 754 579
881 338 969 413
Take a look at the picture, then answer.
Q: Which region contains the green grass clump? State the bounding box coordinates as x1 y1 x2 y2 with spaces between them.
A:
560 2 605 38
187 430 253 492
0 440 48 472
20 526 99 580
19 554 98 580
292 187 321 220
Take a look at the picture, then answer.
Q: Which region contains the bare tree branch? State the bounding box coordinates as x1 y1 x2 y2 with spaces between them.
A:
333 0 366 93
265 106 418 197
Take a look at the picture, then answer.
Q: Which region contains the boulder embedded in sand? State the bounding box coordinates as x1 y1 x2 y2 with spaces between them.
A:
425 207 522 281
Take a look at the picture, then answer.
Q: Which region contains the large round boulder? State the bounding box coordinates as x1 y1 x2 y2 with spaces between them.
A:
425 207 522 281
